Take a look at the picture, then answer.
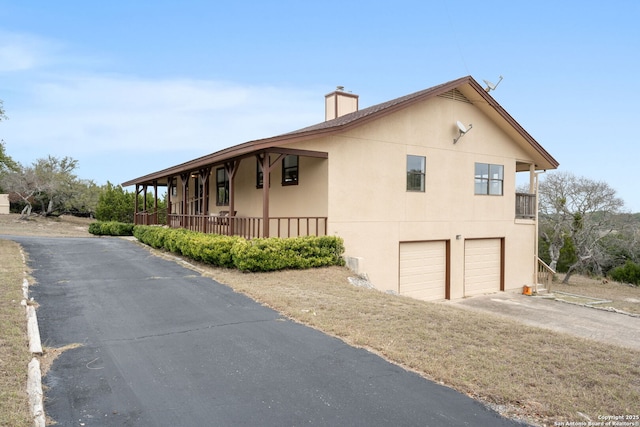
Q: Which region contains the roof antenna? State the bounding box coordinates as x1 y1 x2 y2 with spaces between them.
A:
483 75 503 92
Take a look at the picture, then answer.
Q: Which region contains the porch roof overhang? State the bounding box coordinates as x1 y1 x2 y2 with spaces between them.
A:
122 75 558 188
122 146 328 187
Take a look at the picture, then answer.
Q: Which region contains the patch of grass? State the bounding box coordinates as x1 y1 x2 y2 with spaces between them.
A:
554 274 640 315
0 213 94 237
202 265 640 426
0 239 32 427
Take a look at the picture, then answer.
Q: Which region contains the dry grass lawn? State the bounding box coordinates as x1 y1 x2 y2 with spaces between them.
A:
0 239 32 427
1 213 639 426
0 213 94 237
553 274 640 315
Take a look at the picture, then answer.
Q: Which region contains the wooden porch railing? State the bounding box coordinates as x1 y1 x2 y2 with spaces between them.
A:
515 193 536 219
157 213 328 239
268 217 328 238
136 209 167 226
537 257 555 293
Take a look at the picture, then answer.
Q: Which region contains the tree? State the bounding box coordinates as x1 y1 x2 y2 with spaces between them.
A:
0 140 18 193
65 179 101 217
0 99 7 122
538 171 625 283
0 140 18 171
32 155 79 215
95 182 136 222
0 100 18 192
95 182 167 223
2 163 41 217
1 155 80 217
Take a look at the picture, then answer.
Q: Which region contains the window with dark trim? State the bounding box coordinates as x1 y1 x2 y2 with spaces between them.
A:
406 155 426 192
282 155 299 186
170 177 177 197
216 167 229 205
256 159 263 188
474 163 504 195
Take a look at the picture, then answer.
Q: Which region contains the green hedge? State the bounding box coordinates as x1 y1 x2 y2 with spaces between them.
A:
609 260 640 286
231 236 345 272
88 221 135 236
132 225 345 272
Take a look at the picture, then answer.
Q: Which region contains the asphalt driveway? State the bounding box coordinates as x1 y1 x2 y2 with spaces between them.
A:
9 236 521 427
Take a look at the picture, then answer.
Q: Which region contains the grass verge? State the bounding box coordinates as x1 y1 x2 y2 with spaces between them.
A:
0 239 32 427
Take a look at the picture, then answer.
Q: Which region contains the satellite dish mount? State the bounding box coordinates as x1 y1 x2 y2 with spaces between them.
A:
453 121 472 144
483 75 503 92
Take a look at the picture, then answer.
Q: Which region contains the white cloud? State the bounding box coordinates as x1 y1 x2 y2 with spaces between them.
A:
2 72 325 187
0 32 62 72
0 30 326 185
9 75 321 153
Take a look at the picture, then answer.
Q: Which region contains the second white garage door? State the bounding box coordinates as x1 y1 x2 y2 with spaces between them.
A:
399 241 447 301
464 239 502 297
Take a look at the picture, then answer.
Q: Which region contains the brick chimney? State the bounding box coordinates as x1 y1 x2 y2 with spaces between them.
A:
325 86 359 121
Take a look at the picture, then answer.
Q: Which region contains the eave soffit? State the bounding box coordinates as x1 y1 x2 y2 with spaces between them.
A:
122 146 328 187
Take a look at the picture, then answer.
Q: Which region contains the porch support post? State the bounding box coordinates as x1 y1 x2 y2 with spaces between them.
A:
529 164 535 193
198 168 211 215
257 152 284 238
180 173 189 226
167 175 173 227
143 185 148 211
225 160 240 236
153 180 158 224
198 168 211 232
142 185 148 225
134 184 140 225
257 154 270 237
534 169 542 292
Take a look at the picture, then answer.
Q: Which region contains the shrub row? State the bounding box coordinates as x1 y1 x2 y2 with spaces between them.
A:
132 225 345 272
231 235 346 271
88 221 135 236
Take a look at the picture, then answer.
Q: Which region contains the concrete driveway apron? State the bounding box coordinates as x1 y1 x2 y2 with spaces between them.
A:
10 236 522 427
450 292 640 351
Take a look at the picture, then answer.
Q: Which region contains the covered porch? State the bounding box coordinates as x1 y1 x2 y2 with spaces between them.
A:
124 145 329 239
514 161 543 220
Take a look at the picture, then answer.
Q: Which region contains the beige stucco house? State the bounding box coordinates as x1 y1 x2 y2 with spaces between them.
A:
123 76 558 301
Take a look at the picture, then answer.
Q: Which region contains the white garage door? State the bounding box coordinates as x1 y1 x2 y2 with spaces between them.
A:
399 241 447 301
464 239 502 296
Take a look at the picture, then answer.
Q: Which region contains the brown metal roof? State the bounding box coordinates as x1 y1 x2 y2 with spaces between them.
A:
122 76 558 187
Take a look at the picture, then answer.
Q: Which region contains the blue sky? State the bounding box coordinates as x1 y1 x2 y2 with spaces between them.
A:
1 1 639 210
